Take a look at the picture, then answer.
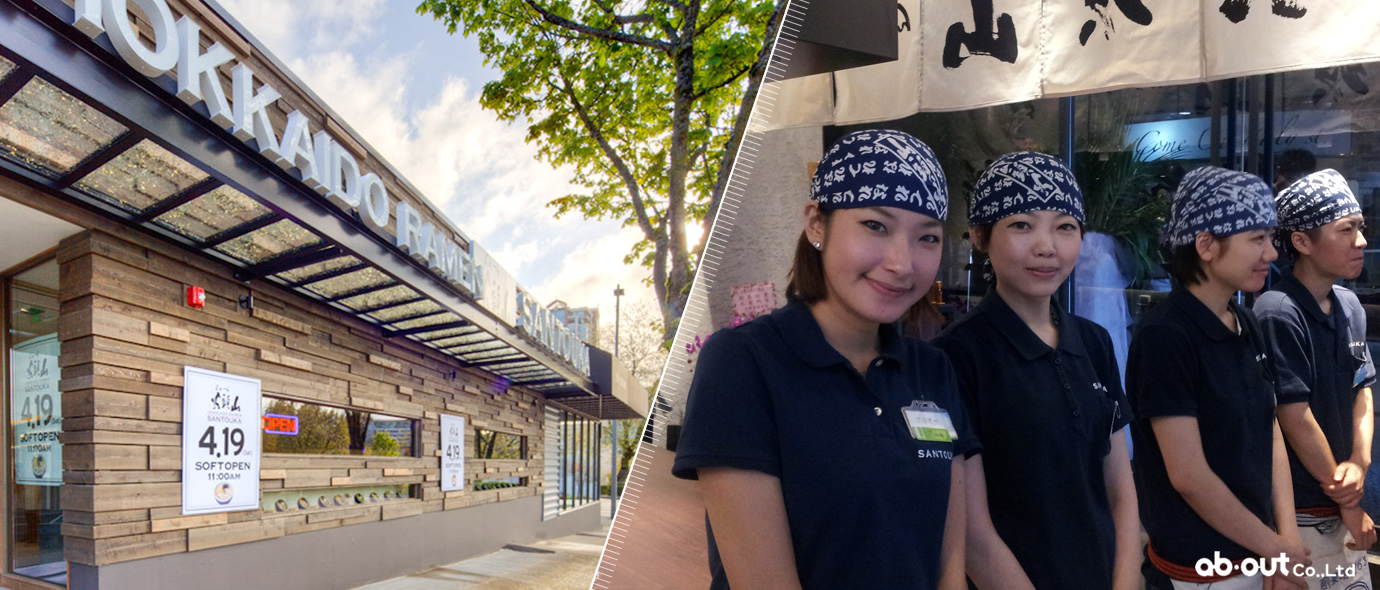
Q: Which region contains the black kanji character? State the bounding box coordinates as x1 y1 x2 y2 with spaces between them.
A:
898 3 911 33
1079 0 1153 46
1220 0 1307 24
943 0 1018 69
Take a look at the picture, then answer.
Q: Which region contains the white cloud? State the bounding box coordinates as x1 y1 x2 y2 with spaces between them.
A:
217 0 386 59
529 226 659 323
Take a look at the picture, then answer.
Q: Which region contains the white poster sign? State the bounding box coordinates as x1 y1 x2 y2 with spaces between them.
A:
12 334 61 487
441 414 466 492
182 367 261 515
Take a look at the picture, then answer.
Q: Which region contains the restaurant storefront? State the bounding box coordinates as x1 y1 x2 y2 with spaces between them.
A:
0 0 647 588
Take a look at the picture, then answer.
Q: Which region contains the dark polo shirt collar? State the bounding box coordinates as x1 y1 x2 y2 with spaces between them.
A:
1276 272 1338 326
1167 286 1237 342
776 299 905 369
976 292 1087 360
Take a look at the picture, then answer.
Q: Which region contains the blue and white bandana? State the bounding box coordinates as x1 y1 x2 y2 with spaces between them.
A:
1162 166 1277 247
811 129 948 222
1275 169 1361 232
969 152 1084 226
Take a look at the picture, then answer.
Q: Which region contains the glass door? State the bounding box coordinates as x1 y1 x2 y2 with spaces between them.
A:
7 258 63 585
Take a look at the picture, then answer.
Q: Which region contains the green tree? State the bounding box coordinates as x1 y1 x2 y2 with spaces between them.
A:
367 430 401 456
418 0 788 337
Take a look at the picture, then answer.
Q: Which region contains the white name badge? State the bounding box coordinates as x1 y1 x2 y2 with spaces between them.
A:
902 400 957 443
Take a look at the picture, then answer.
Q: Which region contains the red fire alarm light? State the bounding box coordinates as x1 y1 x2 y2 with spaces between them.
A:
187 286 206 309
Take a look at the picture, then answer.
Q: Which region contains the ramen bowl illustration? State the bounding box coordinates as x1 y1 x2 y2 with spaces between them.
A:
297 497 311 510
31 455 45 478
215 483 234 505
273 499 288 512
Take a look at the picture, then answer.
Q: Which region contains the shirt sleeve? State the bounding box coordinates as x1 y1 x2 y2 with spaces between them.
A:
1343 296 1377 390
671 329 781 480
935 350 982 459
1254 302 1313 406
930 335 984 457
1127 323 1200 419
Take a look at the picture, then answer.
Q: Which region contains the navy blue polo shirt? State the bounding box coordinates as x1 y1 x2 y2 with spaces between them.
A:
1127 288 1279 571
1255 274 1377 510
932 293 1130 590
672 299 979 590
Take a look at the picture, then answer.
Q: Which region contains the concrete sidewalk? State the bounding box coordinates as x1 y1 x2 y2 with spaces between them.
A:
353 501 613 590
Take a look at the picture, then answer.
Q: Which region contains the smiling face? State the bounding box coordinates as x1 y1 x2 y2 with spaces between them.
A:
805 204 944 326
976 210 1083 301
1294 213 1367 280
1200 229 1278 293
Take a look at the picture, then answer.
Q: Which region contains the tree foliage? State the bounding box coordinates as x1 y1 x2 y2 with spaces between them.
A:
367 430 401 456
418 0 786 337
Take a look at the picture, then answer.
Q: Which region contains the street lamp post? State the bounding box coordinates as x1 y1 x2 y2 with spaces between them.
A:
611 285 624 515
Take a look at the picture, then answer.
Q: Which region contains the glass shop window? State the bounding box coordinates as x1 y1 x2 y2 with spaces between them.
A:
261 397 415 457
474 429 527 460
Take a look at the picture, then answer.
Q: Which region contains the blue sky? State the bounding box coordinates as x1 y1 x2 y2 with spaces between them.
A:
216 0 660 331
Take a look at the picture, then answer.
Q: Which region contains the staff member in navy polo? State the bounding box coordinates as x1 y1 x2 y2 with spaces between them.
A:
1256 169 1376 587
1127 166 1310 590
672 129 978 590
932 153 1139 590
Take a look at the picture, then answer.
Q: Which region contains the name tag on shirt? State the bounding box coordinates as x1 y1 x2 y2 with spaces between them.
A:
902 401 957 442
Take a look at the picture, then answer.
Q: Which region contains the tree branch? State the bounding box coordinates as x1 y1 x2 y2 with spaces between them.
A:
649 0 687 13
693 63 752 100
591 0 654 25
695 1 736 36
554 68 659 243
521 0 671 51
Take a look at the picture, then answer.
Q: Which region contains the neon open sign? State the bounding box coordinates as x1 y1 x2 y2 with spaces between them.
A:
263 413 298 436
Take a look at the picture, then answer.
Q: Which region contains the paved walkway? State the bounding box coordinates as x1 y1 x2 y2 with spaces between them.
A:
354 502 612 590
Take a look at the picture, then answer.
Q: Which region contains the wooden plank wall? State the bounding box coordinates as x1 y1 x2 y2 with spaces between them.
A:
56 230 549 566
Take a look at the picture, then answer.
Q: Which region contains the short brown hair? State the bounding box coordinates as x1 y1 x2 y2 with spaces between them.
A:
1276 227 1323 259
1164 243 1207 286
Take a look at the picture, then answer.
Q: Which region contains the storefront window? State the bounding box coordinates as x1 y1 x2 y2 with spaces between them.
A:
556 410 599 511
261 398 415 457
474 429 526 460
7 258 63 584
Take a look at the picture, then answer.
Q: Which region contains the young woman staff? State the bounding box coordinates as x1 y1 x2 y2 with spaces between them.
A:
1127 166 1310 590
672 129 978 589
932 152 1139 590
1256 169 1376 588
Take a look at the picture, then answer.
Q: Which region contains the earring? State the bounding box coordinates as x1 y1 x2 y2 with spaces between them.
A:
812 241 822 250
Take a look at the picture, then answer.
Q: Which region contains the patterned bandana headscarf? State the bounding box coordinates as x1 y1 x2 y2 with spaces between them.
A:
811 129 948 222
969 152 1084 226
1162 166 1277 247
1275 169 1361 233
